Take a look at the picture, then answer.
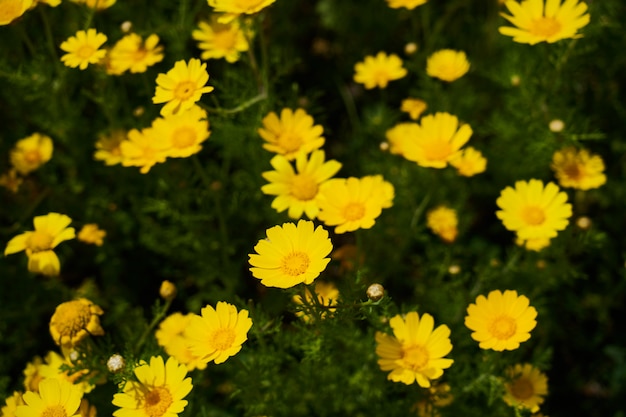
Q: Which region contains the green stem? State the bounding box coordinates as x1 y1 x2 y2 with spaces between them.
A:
14 25 36 56
243 21 263 92
39 8 59 66
199 92 267 115
134 298 173 353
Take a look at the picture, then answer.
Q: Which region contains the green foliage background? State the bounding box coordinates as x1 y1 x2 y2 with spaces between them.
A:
1 0 626 416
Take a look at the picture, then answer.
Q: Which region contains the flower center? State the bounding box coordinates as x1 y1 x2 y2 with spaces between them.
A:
171 127 197 148
374 70 391 87
280 251 310 276
174 81 196 100
509 377 534 400
133 47 148 62
489 315 517 340
521 206 546 226
291 174 318 201
27 231 54 252
76 45 96 59
41 405 68 417
54 301 92 335
422 140 452 162
213 29 238 51
210 328 236 351
343 203 365 221
403 345 429 370
563 162 583 181
24 150 42 164
277 132 303 153
530 17 562 39
144 386 173 417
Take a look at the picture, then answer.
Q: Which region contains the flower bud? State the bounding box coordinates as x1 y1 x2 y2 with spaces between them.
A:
107 354 125 373
159 280 177 301
404 42 418 55
366 283 384 301
576 216 592 230
549 119 565 132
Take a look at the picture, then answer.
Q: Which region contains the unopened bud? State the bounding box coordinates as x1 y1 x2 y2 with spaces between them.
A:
549 119 565 132
448 264 461 275
576 216 592 230
366 283 384 301
133 106 145 117
159 280 177 301
379 141 390 151
120 21 132 33
404 42 418 55
510 75 521 86
107 354 125 373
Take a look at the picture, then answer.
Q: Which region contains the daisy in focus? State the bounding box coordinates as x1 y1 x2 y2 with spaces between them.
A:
120 127 170 174
192 17 251 63
0 0 34 26
353 52 407 89
4 213 75 276
49 298 104 348
464 289 537 351
16 378 82 417
77 224 106 246
551 146 606 190
152 58 214 116
10 133 53 175
449 147 487 177
261 150 342 219
375 312 454 387
496 179 572 240
249 220 333 288
152 105 211 158
156 312 207 371
185 302 253 365
258 108 325 160
112 356 192 417
426 49 470 82
499 0 590 44
208 0 276 23
426 206 458 243
60 29 107 70
292 281 339 322
385 0 427 10
503 363 548 412
106 33 164 74
93 130 125 166
401 98 428 120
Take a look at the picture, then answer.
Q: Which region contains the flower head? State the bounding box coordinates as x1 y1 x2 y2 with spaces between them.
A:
261 150 342 219
120 127 170 174
249 220 332 288
152 105 211 158
499 0 590 44
156 313 207 371
401 98 428 120
112 356 193 417
16 378 82 417
426 49 470 82
49 298 104 348
503 363 548 412
77 224 106 246
376 312 454 387
496 179 572 240
551 146 606 190
60 29 107 70
426 206 458 243
94 130 125 166
185 302 253 365
0 0 34 26
152 58 214 116
37 351 94 395
292 281 339 322
4 213 75 276
258 108 325 160
385 122 420 156
107 33 164 74
0 169 23 193
385 0 427 10
354 52 407 89
10 133 53 175
207 0 275 23
449 146 487 177
192 17 251 63
464 290 537 351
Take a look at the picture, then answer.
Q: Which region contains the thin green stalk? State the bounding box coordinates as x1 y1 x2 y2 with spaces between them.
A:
199 92 267 115
134 298 173 353
243 21 263 92
14 25 36 56
39 8 59 65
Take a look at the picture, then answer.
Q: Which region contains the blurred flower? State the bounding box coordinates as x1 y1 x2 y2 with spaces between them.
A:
120 128 169 174
106 354 125 373
23 356 44 392
386 0 427 10
261 150 342 219
258 108 325 160
60 29 107 70
10 133 53 175
496 179 572 240
77 224 106 246
551 147 606 190
426 206 458 243
94 130 125 166
331 244 363 272
516 236 552 252
401 98 427 120
503 364 548 412
426 49 470 82
385 122 420 156
318 175 394 234
465 289 537 351
208 0 275 23
70 0 116 9
34 0 60 8
152 58 214 117
192 17 251 63
353 52 407 89
38 351 94 395
4 213 75 276
413 383 453 417
2 391 24 417
375 312 453 387
16 379 82 417
185 302 253 365
78 399 96 417
0 0 34 26
159 280 177 301
152 105 211 158
112 356 192 417
249 220 332 288
499 0 590 44
0 169 23 193
156 313 207 371
106 33 163 74
449 146 487 177
293 281 339 322
49 298 104 348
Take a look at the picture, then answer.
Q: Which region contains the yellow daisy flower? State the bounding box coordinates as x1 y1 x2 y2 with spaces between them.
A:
4 213 75 276
0 0 34 26
77 224 106 246
464 289 538 351
120 127 170 174
261 150 342 219
2 391 24 417
10 133 53 175
249 220 333 288
38 351 95 395
426 49 470 82
93 130 124 166
152 58 214 117
49 298 104 348
156 312 207 371
192 17 251 63
499 0 590 45
496 179 572 240
375 312 454 387
207 0 276 23
16 379 82 417
401 98 428 120
185 302 253 365
385 0 427 10
152 105 211 158
426 206 458 243
69 0 115 9
449 146 487 177
292 281 339 322
551 146 606 190
258 108 325 160
503 363 549 412
107 33 164 74
353 52 407 89
401 112 473 169
112 356 193 417
23 356 44 392
317 175 395 234
60 29 108 70
385 122 420 156
0 169 23 193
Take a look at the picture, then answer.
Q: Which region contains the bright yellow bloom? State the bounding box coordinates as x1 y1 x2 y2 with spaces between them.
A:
10 133 53 175
152 58 214 116
318 175 394 234
385 122 420 156
192 17 251 63
152 105 211 158
4 213 75 276
16 379 82 417
450 146 487 177
155 312 207 371
426 49 470 82
551 146 606 190
292 281 339 322
94 130 124 166
465 290 537 351
120 128 170 174
376 312 454 387
2 391 24 417
261 150 342 219
496 179 572 240
249 220 332 288
0 0 33 25
38 351 94 395
77 224 106 246
60 29 107 70
401 98 427 120
258 108 325 160
112 356 192 417
185 302 253 365
107 33 164 74
354 52 407 89
401 112 472 169
499 0 590 44
0 169 23 193
49 298 104 348
70 0 115 9
503 364 548 412
426 206 458 243
385 0 427 10
207 0 276 23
